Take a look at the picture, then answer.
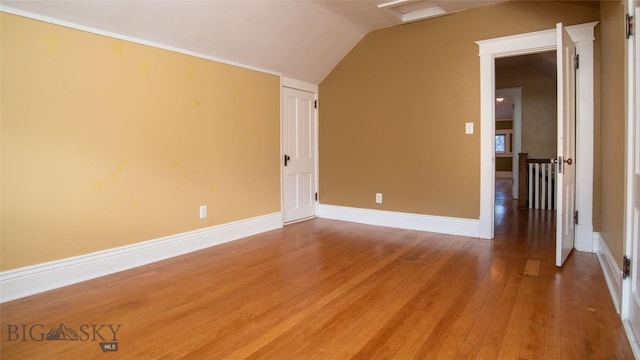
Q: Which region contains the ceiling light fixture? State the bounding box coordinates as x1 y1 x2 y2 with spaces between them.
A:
496 97 504 103
377 0 410 9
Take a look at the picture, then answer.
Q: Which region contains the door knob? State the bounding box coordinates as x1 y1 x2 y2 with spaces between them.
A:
552 156 572 174
284 154 290 166
551 157 572 165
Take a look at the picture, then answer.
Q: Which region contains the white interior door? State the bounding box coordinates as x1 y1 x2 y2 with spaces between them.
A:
555 23 577 267
624 4 640 346
282 87 316 223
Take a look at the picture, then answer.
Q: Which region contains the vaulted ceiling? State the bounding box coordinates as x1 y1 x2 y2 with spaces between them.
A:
2 0 503 84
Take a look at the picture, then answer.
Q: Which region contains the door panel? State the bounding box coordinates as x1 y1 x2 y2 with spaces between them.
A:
283 87 316 223
626 4 640 343
556 23 577 267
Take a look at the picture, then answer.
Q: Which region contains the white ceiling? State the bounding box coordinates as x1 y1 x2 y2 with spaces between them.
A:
1 0 503 84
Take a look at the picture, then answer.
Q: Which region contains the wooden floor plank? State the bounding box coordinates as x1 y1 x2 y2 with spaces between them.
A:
0 179 633 359
364 241 484 360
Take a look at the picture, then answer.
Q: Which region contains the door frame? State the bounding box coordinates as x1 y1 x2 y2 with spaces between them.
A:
281 77 319 224
495 87 522 199
476 22 597 245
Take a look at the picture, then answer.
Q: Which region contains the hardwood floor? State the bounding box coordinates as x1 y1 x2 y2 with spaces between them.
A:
1 180 633 359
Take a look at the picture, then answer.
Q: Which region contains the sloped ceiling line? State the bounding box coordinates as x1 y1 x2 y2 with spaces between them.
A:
1 0 503 84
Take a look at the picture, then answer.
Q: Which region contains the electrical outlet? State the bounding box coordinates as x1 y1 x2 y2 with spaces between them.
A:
199 205 207 219
376 193 383 204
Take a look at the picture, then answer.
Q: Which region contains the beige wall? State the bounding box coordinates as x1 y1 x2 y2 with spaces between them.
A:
319 1 599 219
496 64 557 160
496 157 513 172
1 13 281 270
598 0 625 268
495 121 513 173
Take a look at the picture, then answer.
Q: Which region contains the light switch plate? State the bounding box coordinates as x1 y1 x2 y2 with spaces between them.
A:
465 122 474 134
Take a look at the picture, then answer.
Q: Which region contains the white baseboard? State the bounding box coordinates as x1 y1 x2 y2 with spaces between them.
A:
594 232 622 314
318 204 480 238
0 212 282 303
575 224 595 252
623 320 640 360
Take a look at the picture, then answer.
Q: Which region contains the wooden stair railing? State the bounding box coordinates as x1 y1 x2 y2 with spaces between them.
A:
518 153 556 210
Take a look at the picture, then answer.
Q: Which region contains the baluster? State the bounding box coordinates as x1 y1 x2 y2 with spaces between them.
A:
529 163 533 209
533 163 540 209
540 164 547 210
547 163 554 210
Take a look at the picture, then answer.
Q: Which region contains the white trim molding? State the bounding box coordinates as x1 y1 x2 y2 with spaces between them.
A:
623 320 640 360
0 212 282 303
282 77 318 93
476 22 598 241
318 204 480 238
594 232 623 314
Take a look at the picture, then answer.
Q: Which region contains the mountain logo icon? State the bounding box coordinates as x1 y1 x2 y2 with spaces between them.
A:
46 323 80 341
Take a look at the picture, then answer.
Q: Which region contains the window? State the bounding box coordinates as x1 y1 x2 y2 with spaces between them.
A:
495 134 506 153
495 129 512 155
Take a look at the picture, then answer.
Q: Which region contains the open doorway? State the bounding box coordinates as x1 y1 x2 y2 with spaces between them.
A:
493 90 517 229
477 23 596 247
494 52 557 231
494 94 515 181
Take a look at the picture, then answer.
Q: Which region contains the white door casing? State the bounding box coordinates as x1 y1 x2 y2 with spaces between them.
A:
555 23 577 267
282 86 317 223
476 22 597 244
